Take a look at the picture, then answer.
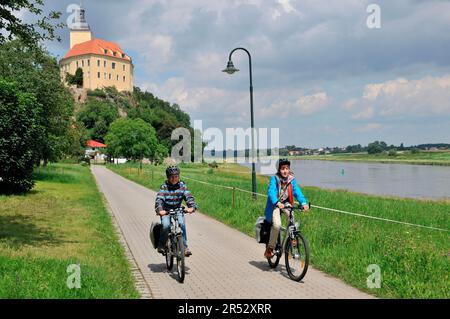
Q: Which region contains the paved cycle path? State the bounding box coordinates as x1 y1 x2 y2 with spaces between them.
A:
91 165 374 299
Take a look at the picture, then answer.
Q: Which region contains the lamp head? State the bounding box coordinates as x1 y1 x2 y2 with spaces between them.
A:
222 60 239 75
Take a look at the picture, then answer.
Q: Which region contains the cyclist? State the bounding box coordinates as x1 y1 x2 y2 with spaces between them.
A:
263 158 309 258
155 165 197 257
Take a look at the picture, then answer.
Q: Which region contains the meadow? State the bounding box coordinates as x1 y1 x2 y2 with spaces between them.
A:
0 164 139 298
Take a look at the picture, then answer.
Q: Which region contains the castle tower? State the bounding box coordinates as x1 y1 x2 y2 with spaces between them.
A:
70 4 92 49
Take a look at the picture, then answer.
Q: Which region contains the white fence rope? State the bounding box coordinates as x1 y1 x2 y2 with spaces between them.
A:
181 175 450 233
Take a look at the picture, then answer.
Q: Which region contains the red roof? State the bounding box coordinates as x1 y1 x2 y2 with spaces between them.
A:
63 38 131 61
87 140 107 148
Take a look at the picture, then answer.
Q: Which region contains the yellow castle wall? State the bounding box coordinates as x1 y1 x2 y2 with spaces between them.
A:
60 54 134 92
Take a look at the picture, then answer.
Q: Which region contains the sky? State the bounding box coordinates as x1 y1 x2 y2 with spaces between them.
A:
24 0 450 148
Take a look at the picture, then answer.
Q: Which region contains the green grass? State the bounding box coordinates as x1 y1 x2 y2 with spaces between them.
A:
0 164 139 298
108 162 450 299
290 150 450 166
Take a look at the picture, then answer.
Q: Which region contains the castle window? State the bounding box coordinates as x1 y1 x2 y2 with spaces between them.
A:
122 53 126 58
87 60 90 67
76 61 79 67
112 62 116 70
113 51 117 56
123 64 125 71
82 60 84 67
104 49 108 55
104 60 106 67
109 73 111 80
98 72 100 78
116 75 119 81
104 73 106 79
97 60 100 67
123 76 126 82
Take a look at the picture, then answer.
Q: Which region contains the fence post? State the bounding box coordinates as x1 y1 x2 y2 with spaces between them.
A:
232 187 236 208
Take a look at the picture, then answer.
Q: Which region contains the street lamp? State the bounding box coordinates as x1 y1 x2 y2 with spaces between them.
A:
222 47 257 199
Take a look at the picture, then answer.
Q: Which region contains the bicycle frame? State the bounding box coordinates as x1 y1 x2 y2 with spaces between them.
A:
167 208 184 253
277 210 299 253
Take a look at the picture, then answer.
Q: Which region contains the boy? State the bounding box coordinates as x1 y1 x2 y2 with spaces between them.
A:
155 165 197 257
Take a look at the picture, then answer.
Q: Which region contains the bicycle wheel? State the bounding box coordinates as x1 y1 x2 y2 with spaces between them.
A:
285 232 309 282
165 239 174 271
267 233 281 268
176 235 185 283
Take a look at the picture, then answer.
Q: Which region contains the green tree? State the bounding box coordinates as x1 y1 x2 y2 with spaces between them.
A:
0 40 74 165
66 67 83 87
0 0 63 47
77 99 119 143
0 79 43 193
105 118 158 161
367 141 384 154
64 121 89 159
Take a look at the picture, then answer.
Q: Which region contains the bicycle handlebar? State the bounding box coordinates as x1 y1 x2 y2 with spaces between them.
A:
168 206 186 214
284 202 311 211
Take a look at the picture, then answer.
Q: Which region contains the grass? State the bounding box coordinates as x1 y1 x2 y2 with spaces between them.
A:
0 164 139 298
108 162 450 299
289 150 450 166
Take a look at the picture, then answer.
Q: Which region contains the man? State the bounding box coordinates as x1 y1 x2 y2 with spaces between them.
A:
155 165 197 257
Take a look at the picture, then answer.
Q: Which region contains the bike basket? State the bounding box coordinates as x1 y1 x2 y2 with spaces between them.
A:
255 217 271 244
150 221 162 249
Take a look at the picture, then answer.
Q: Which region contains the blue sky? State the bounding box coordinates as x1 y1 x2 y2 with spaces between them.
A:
33 0 450 148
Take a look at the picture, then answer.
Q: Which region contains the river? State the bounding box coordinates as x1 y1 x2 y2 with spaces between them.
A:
245 160 450 201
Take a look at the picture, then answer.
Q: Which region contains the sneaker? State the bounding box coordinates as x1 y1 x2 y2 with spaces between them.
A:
157 246 165 254
264 247 274 258
184 247 192 257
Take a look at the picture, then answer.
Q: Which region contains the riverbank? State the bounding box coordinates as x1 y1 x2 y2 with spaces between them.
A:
108 162 450 299
0 164 139 298
288 150 450 166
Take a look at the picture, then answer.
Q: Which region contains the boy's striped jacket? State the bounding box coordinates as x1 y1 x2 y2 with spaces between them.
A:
155 180 197 214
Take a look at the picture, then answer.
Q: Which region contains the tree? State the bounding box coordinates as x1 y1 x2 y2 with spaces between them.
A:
105 118 158 161
0 79 43 193
64 121 89 159
0 40 74 165
367 141 384 154
66 68 83 87
0 0 63 47
77 99 119 143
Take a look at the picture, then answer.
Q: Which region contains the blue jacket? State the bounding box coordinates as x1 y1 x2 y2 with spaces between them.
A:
264 175 308 223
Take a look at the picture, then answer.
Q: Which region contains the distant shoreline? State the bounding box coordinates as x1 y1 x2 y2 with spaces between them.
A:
286 154 450 167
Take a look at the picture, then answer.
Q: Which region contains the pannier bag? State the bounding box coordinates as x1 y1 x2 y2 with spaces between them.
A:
150 221 162 249
255 217 271 244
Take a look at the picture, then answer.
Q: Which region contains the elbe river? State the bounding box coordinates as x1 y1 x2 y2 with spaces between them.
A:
244 159 450 201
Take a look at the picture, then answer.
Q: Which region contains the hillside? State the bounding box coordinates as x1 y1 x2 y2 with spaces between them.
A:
73 86 193 151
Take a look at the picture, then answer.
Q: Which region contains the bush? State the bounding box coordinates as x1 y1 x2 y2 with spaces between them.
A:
0 79 43 193
388 149 397 157
66 68 83 87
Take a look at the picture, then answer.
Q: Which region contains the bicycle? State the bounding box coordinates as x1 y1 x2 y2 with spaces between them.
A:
163 206 186 283
266 203 310 282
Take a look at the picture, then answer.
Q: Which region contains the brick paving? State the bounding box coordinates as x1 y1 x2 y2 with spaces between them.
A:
92 165 375 299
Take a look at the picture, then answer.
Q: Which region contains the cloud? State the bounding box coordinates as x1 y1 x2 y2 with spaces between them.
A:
346 74 450 119
354 123 381 132
259 91 329 119
351 106 374 120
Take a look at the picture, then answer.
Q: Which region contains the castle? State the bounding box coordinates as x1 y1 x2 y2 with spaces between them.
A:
60 5 134 92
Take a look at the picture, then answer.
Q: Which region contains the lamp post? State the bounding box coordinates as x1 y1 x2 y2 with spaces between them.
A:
222 47 257 199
